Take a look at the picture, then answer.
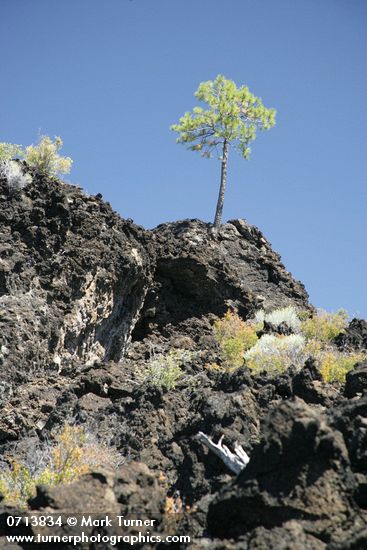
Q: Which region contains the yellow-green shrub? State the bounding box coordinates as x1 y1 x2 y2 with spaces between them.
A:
213 310 259 368
0 143 24 161
0 460 34 507
25 136 72 177
0 424 120 508
319 350 365 383
301 309 348 343
143 349 194 389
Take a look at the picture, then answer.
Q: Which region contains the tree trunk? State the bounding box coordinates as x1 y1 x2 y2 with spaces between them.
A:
213 139 229 230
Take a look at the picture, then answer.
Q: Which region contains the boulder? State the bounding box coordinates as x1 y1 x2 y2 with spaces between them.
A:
207 399 360 544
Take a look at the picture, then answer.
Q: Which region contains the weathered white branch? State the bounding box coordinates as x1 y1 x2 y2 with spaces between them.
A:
197 432 250 475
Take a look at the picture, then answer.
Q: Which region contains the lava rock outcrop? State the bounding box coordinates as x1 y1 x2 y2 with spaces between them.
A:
0 174 152 380
1 171 366 549
0 172 309 379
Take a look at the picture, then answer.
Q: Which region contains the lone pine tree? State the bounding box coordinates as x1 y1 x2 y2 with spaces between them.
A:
171 75 276 229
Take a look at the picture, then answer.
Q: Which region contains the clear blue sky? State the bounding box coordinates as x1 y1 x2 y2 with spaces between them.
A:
1 0 366 318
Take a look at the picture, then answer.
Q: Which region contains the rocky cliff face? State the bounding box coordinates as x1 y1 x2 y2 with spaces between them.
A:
134 218 308 340
0 173 309 378
1 172 367 549
0 175 153 379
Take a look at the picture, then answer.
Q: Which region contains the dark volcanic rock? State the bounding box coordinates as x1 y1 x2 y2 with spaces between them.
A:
133 218 310 339
329 395 367 472
0 175 310 382
0 174 153 380
207 399 362 545
334 318 367 352
344 361 367 398
6 466 166 549
292 359 339 405
5 170 359 549
0 172 311 446
257 319 295 337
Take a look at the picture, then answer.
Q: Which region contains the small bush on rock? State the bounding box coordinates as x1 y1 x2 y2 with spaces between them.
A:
254 306 301 332
0 142 30 190
0 160 32 190
25 135 72 177
143 349 193 389
0 424 121 508
0 142 24 161
0 135 72 180
301 309 348 343
319 350 365 383
244 334 306 375
213 310 259 368
221 305 365 383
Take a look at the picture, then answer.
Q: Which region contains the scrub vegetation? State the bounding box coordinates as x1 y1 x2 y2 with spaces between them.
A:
0 424 121 508
213 307 365 382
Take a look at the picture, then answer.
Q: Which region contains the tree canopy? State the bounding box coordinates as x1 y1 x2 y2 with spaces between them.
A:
171 75 276 228
171 75 276 160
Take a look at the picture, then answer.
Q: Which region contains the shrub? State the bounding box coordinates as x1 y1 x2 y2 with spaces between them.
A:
244 334 306 375
213 310 259 368
239 306 362 383
301 309 348 343
319 350 365 383
304 338 324 357
143 349 193 389
0 142 24 161
0 424 121 508
254 306 301 332
25 136 72 177
0 160 32 190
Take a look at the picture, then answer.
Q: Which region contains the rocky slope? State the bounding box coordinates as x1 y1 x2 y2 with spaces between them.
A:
0 171 366 549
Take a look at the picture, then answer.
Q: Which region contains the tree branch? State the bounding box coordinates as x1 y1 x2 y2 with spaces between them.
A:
197 432 250 474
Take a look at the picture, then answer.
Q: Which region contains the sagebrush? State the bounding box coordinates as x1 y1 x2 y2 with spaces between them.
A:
0 135 73 179
0 424 121 508
301 309 348 343
25 136 72 176
254 305 301 332
0 160 32 190
244 334 307 375
143 348 194 389
212 307 365 382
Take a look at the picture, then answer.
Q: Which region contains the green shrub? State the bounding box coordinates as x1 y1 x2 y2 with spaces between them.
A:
0 136 73 178
301 309 348 343
143 349 193 389
244 334 306 375
25 135 72 177
0 424 121 508
0 143 24 161
319 350 365 383
213 310 259 368
227 305 363 384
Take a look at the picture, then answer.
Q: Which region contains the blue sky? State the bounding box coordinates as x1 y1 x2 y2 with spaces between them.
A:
1 0 366 317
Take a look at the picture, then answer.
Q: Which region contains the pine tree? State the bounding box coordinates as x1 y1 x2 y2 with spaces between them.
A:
171 75 276 229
